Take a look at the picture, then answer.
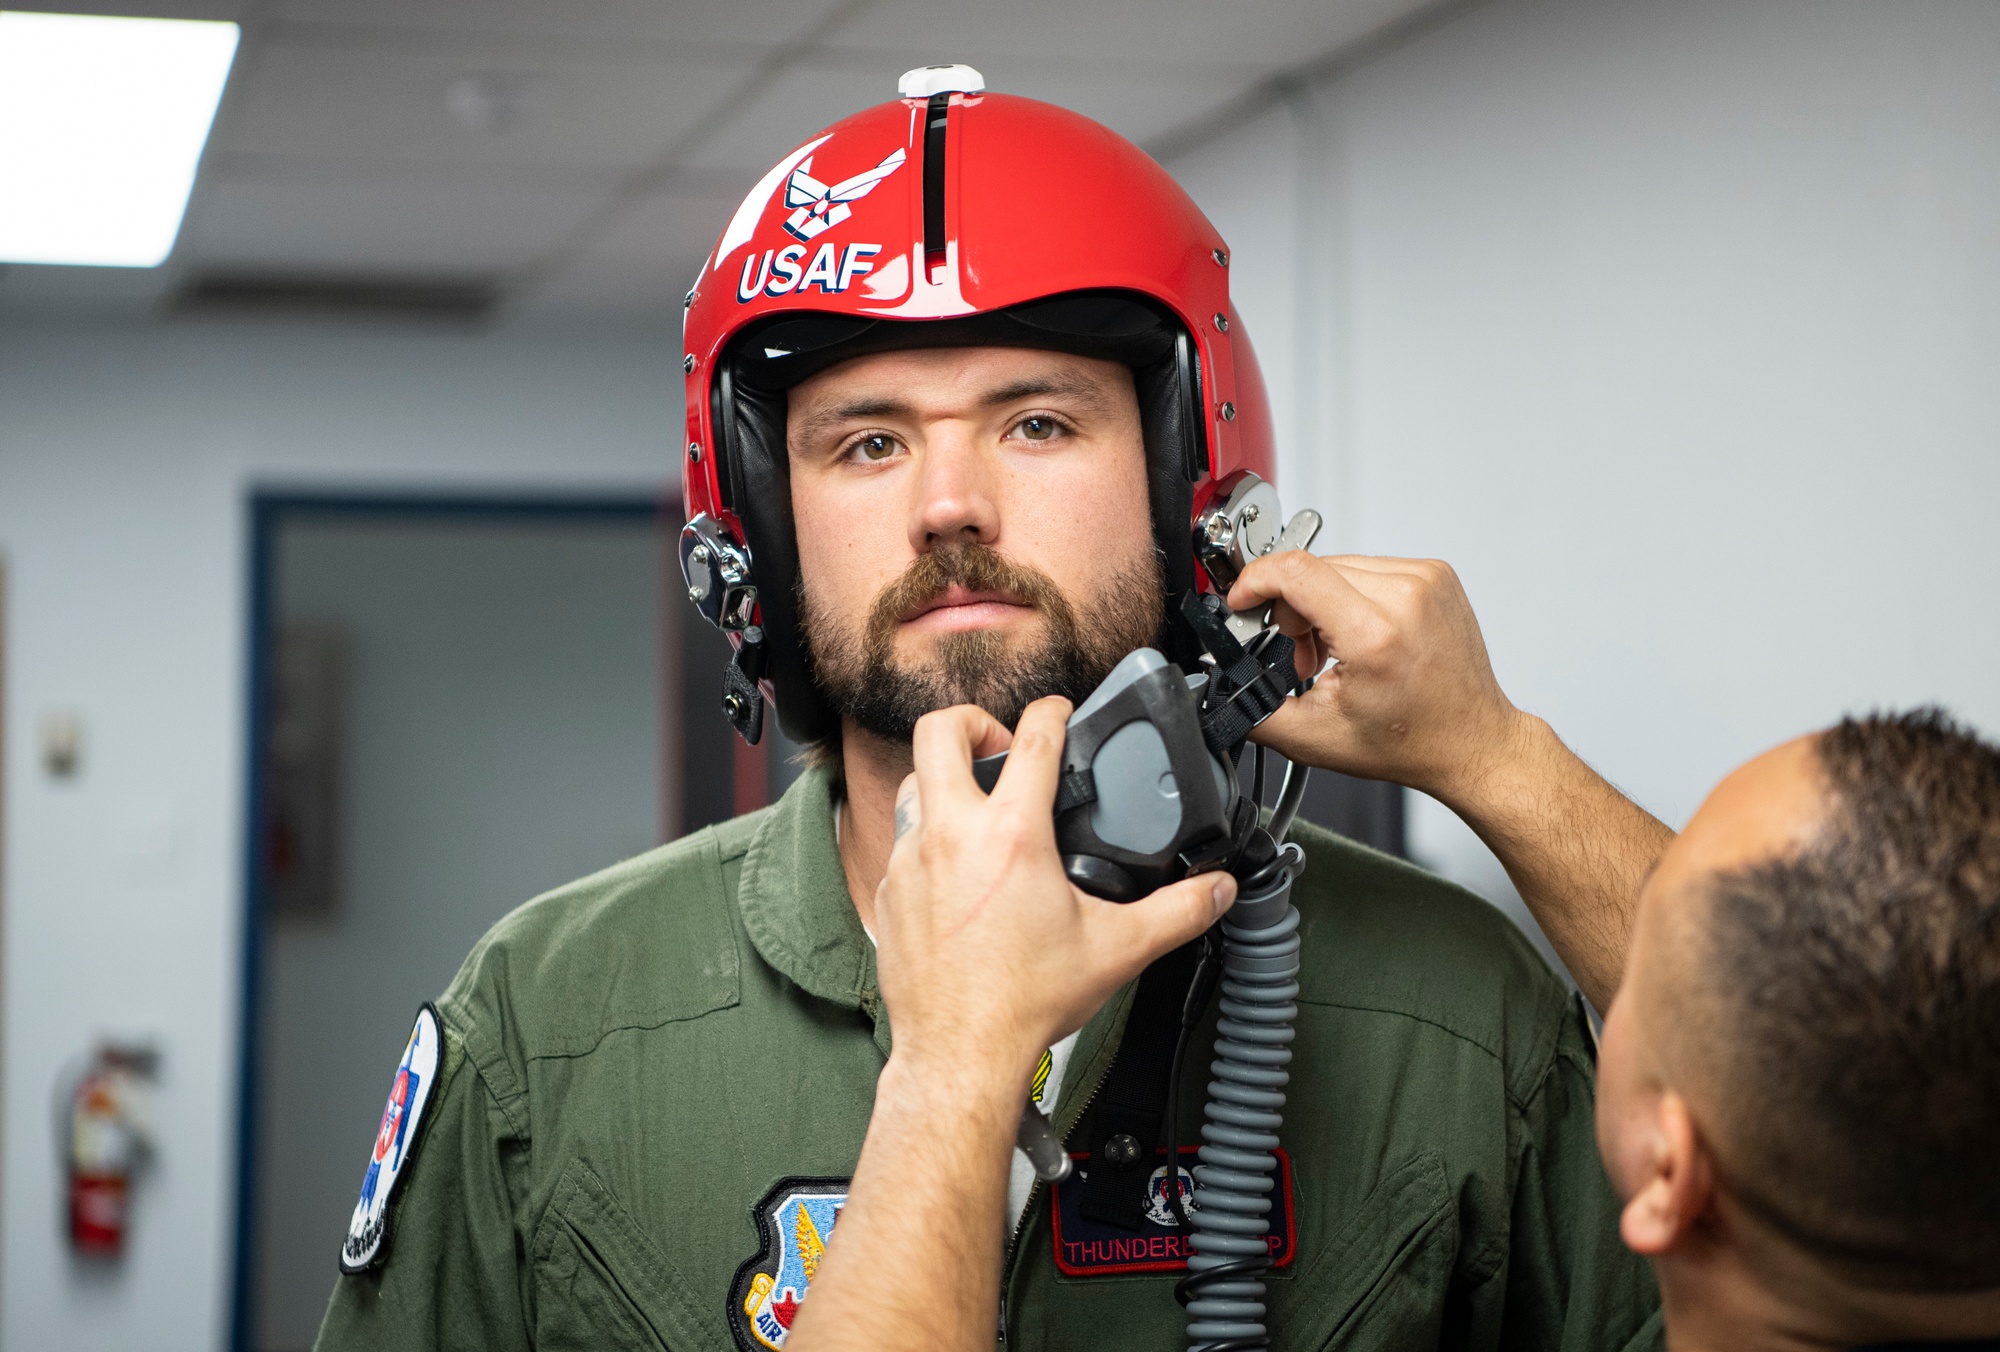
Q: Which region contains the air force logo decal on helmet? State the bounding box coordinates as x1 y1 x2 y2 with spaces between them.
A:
784 146 905 241
339 1004 443 1273
729 1177 851 1350
730 139 904 302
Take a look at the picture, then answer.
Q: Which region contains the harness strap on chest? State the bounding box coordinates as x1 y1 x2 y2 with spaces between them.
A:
1078 939 1203 1232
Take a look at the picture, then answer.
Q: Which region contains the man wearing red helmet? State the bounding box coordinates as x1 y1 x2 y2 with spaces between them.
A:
314 68 1662 1352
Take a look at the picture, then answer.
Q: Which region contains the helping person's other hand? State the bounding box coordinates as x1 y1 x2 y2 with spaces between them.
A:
872 695 1235 1092
1228 552 1534 806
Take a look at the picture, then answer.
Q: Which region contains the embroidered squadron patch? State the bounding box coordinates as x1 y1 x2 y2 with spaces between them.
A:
1049 1147 1298 1276
729 1177 850 1351
339 1004 443 1273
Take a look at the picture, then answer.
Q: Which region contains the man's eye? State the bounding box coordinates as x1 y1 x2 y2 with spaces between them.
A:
850 434 900 461
1018 416 1061 442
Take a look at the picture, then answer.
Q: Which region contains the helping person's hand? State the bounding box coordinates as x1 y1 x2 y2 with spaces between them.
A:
1228 552 1534 806
1230 551 1674 1012
872 695 1235 1091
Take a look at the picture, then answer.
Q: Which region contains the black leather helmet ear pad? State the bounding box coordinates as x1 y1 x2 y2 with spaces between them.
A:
720 308 1204 748
723 379 841 746
1138 337 1201 618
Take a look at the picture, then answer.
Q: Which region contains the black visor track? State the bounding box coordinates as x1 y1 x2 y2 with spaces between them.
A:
924 92 950 270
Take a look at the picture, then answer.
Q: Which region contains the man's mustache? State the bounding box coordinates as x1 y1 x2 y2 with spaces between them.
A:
865 545 1071 650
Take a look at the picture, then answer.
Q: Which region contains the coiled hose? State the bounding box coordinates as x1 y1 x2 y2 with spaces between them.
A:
1177 815 1303 1352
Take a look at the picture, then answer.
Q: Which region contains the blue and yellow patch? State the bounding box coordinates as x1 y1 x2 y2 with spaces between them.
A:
729 1177 850 1350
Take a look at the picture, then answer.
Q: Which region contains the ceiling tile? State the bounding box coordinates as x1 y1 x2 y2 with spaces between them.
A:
827 0 1431 69
0 263 177 319
29 0 248 20
682 54 1253 172
269 0 850 49
950 55 1257 146
681 61 899 171
213 39 754 173
524 243 714 315
583 181 758 264
179 177 609 272
518 181 751 313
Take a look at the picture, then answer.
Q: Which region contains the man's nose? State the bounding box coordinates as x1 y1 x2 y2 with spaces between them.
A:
906 427 1000 552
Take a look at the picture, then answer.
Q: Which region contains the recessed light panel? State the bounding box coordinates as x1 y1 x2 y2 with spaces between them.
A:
0 10 239 267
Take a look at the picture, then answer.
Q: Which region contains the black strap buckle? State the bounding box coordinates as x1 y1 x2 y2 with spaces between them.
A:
1176 592 1299 759
1053 767 1098 815
723 627 768 745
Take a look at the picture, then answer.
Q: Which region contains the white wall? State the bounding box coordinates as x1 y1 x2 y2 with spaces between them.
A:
0 317 675 1351
1170 0 2000 935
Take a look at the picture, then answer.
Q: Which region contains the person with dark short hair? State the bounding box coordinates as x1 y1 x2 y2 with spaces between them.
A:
1597 708 2000 1350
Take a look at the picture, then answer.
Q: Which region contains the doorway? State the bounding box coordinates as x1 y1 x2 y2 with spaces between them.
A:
231 492 797 1351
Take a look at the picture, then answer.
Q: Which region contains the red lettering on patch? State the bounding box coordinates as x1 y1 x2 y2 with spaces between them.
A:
1048 1146 1297 1277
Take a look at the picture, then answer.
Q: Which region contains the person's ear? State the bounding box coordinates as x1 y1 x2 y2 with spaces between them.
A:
1618 1090 1716 1257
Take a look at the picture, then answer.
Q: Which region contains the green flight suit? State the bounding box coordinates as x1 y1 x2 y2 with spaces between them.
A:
315 766 1662 1352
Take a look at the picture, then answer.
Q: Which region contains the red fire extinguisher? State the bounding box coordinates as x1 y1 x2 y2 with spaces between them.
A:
65 1045 155 1256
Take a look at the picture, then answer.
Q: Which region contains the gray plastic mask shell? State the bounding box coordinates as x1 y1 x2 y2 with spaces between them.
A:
1076 650 1233 856
1088 720 1180 854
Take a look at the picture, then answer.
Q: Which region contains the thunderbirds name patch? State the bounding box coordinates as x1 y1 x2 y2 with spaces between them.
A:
340 1004 443 1273
1049 1146 1297 1276
729 1177 850 1350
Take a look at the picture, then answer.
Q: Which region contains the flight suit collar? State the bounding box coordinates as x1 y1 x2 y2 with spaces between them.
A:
732 764 1139 1079
735 767 884 1035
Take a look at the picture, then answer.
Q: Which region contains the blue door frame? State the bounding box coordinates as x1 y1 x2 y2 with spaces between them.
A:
230 489 666 1352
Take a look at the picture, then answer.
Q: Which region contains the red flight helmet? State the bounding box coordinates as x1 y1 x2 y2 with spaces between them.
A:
679 65 1275 747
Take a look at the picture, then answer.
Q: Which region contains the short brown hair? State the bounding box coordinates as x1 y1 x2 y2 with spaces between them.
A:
1702 708 2000 1289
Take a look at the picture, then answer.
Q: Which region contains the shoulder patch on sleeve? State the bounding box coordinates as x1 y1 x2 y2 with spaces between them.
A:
340 1003 444 1273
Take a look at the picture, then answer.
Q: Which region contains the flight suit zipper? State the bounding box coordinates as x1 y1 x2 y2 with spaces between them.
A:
998 1051 1118 1344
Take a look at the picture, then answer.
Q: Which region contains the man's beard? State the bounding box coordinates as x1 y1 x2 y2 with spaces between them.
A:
800 542 1166 742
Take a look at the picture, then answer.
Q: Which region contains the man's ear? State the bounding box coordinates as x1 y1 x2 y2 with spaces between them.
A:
1618 1090 1716 1257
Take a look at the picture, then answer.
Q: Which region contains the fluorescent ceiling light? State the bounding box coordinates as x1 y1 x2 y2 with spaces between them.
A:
0 10 239 267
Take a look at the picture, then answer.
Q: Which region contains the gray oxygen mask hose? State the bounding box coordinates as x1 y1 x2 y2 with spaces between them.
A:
1179 763 1306 1352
